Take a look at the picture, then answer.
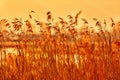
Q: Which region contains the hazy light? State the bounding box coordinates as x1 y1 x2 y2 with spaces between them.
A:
0 0 119 21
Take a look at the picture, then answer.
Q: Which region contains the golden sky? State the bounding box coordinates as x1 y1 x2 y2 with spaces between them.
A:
0 0 120 21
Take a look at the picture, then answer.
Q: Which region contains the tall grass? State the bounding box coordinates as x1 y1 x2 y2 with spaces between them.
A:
0 11 120 80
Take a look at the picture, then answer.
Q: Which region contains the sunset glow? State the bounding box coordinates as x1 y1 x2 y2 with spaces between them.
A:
0 0 120 20
0 0 120 80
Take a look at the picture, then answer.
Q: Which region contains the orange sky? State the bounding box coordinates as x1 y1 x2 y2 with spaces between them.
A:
0 0 120 21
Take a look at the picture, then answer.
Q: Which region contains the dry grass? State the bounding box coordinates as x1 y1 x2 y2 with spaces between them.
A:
0 11 120 80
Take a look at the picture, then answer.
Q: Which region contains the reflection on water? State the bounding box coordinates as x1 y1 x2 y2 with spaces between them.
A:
0 47 83 66
0 48 18 59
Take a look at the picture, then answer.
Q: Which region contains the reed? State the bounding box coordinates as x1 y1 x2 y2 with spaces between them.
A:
0 11 120 80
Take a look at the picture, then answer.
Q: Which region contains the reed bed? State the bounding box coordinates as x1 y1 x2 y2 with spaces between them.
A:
0 11 120 80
